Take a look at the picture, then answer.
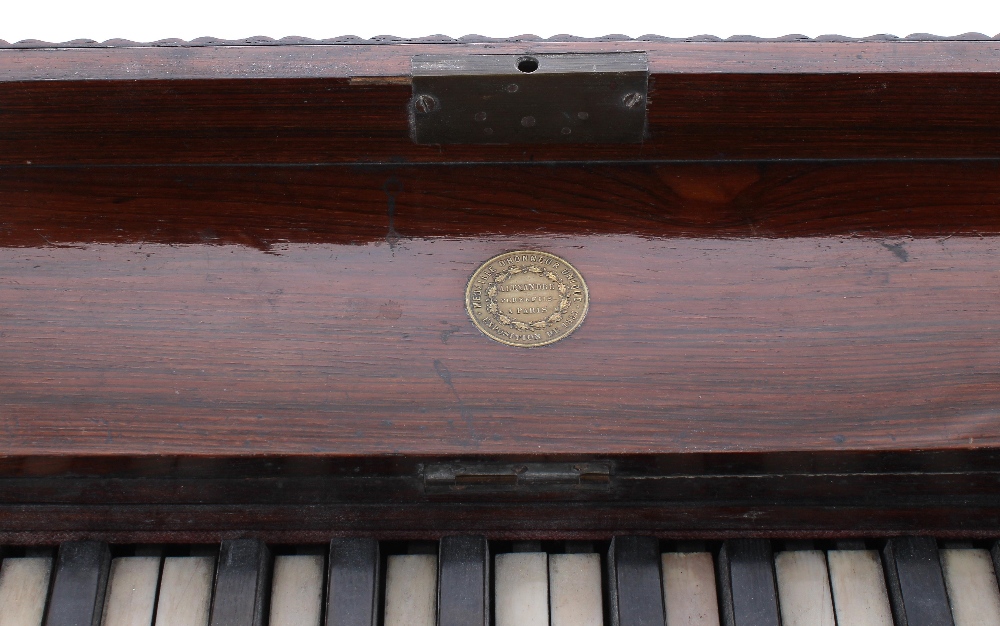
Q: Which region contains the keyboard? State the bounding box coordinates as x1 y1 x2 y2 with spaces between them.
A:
0 536 995 626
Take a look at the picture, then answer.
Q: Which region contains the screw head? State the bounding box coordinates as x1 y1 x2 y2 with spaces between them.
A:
413 94 438 114
622 92 644 109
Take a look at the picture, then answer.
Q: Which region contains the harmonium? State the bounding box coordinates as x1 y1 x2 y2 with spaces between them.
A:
1 31 1000 626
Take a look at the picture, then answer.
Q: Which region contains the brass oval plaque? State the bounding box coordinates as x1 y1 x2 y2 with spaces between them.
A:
466 250 589 347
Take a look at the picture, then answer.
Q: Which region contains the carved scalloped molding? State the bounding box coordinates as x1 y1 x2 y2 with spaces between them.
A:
1 32 999 48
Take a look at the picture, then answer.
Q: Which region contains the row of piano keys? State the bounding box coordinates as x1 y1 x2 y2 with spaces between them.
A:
0 536 997 626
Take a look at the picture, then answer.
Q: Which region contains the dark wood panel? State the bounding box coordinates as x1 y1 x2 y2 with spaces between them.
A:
1 72 999 163
2 162 1000 247
2 502 1000 545
5 468 1000 507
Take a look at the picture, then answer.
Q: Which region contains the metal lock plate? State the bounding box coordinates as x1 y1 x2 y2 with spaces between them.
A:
423 462 611 493
410 53 648 144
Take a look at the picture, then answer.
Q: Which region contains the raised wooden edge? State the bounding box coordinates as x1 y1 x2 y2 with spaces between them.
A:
3 41 1000 82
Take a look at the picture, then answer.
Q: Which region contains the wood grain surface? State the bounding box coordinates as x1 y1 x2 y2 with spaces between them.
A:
4 41 1000 81
2 40 1000 535
2 162 999 246
2 73 998 164
1 164 999 457
2 41 1000 164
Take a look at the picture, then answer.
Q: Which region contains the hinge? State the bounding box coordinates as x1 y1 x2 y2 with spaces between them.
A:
422 462 612 493
410 53 648 145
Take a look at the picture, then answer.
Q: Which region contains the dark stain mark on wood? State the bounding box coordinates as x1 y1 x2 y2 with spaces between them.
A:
881 241 910 262
433 359 476 442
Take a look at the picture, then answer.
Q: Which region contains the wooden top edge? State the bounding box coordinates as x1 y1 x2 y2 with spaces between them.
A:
3 33 1000 47
1 40 999 81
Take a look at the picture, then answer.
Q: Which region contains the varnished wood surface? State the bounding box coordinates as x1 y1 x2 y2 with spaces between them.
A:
4 41 1000 81
1 164 999 457
1 236 999 455
2 74 998 164
2 501 1000 544
1 41 999 537
2 162 1000 247
1 41 999 164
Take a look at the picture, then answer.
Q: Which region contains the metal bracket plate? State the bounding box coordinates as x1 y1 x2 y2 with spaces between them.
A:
423 461 612 493
410 53 648 145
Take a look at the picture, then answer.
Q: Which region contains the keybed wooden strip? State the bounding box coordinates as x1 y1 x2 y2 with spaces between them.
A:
208 539 271 626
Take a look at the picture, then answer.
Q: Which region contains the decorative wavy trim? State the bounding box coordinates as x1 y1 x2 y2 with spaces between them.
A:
1 32 999 48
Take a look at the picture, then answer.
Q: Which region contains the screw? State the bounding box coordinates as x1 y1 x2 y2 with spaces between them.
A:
521 116 536 128
622 92 644 109
413 94 438 113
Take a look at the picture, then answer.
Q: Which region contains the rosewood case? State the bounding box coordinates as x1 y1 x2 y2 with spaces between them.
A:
1 36 1000 542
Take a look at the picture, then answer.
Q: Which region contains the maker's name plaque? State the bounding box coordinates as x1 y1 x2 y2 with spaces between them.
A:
466 250 589 347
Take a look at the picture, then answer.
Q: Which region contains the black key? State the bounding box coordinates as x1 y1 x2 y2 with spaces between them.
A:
437 535 488 626
209 538 271 626
326 538 380 626
44 541 110 626
992 541 1000 594
717 539 780 626
883 536 954 626
607 536 665 626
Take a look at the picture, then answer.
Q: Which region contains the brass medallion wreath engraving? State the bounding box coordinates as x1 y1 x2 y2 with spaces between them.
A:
466 250 589 347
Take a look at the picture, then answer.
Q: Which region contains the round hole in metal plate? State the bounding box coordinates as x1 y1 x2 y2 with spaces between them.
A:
517 56 539 73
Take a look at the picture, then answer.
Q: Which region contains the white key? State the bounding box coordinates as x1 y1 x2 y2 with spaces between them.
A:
827 550 893 626
495 552 548 626
101 556 161 626
268 555 324 626
384 554 437 626
154 556 214 626
941 548 1000 626
662 552 720 626
0 557 52 626
549 553 603 626
774 550 836 626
